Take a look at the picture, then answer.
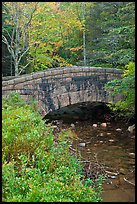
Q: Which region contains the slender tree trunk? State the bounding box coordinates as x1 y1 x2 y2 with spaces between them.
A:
14 59 19 76
10 55 12 76
83 27 86 66
82 2 86 66
14 2 20 76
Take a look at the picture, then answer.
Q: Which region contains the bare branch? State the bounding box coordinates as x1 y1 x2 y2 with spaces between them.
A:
2 35 15 60
2 28 12 41
25 2 39 27
19 61 31 74
2 2 11 13
123 177 135 186
18 46 32 65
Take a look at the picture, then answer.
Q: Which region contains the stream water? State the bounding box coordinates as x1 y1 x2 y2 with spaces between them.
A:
44 103 135 202
70 120 135 202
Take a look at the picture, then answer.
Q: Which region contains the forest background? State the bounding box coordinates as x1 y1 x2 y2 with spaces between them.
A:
2 2 135 76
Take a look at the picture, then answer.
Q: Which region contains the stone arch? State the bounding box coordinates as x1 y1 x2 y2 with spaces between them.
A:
2 66 123 115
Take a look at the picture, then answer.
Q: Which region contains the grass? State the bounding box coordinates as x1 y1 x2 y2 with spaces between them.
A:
2 92 103 202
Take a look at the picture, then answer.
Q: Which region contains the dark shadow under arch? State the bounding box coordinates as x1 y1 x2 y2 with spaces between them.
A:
43 101 114 124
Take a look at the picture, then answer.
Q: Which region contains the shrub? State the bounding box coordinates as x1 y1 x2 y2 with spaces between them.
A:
2 92 103 202
105 62 135 117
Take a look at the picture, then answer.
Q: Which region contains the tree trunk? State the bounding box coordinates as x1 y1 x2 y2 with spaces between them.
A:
14 59 19 76
82 2 86 66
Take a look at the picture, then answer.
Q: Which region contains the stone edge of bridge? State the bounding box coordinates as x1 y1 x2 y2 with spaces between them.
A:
2 66 123 87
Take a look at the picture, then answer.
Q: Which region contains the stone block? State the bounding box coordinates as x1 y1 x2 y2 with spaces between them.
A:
63 68 70 74
2 90 13 95
2 81 9 86
14 81 28 89
69 91 80 105
25 75 33 81
25 84 33 90
2 84 14 90
14 77 26 84
33 78 42 84
65 77 72 82
32 72 45 79
113 69 123 74
52 93 70 108
52 69 62 76
7 80 15 85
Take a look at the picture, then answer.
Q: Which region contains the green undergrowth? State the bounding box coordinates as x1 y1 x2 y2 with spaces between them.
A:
2 92 103 202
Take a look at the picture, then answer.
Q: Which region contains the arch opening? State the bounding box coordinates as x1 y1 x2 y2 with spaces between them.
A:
43 101 114 124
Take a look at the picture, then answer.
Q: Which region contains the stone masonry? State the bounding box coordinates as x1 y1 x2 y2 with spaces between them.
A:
2 66 123 115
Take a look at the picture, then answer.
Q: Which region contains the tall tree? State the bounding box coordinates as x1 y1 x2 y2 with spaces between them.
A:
2 2 14 76
28 2 83 72
2 2 38 76
85 2 135 68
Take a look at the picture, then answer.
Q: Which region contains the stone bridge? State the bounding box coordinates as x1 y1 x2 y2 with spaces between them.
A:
2 66 123 115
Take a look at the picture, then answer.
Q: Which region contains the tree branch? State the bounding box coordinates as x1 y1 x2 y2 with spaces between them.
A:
25 2 39 27
2 35 15 60
18 46 31 65
19 61 31 74
2 28 12 41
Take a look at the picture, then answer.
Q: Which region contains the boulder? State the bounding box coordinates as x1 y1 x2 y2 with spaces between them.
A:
101 122 107 127
109 139 114 142
116 128 122 131
71 123 75 128
128 124 135 133
78 143 86 147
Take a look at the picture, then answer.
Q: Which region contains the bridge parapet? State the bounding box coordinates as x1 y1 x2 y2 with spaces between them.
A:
2 66 123 115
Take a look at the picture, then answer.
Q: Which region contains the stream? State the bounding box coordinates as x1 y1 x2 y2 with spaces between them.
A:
70 120 135 202
44 103 135 202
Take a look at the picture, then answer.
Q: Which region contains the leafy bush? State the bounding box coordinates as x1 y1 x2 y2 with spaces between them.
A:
105 62 135 117
2 92 103 202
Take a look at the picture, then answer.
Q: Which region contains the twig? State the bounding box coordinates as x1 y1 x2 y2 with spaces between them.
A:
80 160 91 163
105 170 119 176
19 62 31 74
69 146 77 152
123 177 135 186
